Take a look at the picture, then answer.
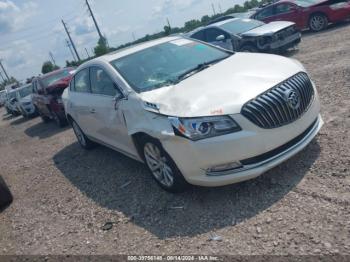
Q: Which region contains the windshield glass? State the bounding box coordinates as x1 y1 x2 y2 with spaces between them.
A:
18 85 32 98
294 0 325 7
219 19 265 34
42 69 72 88
110 39 230 92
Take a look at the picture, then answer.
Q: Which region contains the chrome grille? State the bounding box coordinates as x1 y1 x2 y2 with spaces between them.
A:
241 72 314 129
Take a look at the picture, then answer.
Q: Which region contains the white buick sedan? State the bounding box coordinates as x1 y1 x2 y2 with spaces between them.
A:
62 36 323 192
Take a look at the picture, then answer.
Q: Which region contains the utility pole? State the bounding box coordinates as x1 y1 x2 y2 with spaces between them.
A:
85 48 90 59
62 20 81 61
166 18 171 30
66 40 76 62
218 3 223 13
211 3 216 15
0 71 5 83
85 0 106 44
132 32 136 41
49 51 56 66
0 59 10 81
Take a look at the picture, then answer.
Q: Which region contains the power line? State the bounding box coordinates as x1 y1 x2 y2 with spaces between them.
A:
62 20 81 61
0 71 5 82
49 52 57 66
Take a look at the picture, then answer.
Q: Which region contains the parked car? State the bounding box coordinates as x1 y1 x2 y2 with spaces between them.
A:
252 0 350 31
15 84 37 118
32 67 75 127
4 89 21 116
189 18 301 53
208 11 258 24
63 36 323 192
0 90 6 107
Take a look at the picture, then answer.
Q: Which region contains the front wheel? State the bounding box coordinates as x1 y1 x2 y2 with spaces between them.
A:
141 137 189 193
309 14 328 32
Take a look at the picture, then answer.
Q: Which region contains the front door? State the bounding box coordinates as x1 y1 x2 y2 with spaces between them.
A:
88 66 135 155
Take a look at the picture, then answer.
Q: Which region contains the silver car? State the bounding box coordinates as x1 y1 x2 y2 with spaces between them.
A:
15 84 37 118
189 18 301 53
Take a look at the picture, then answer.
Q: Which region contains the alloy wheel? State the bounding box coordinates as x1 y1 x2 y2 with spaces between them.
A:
144 142 174 188
310 15 326 31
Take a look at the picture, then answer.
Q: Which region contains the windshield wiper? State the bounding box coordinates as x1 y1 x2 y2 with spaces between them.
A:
176 57 228 82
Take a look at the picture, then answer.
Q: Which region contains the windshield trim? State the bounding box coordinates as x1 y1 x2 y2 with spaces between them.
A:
110 38 233 93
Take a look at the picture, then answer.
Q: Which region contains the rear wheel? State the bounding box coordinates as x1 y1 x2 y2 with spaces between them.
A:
309 13 328 32
141 137 189 193
0 176 13 209
53 112 68 127
72 120 95 149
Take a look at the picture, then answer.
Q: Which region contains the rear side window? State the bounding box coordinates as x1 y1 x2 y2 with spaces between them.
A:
73 69 90 93
275 3 294 14
90 67 117 96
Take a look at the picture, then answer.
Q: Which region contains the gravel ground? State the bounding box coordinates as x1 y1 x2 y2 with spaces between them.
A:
0 22 349 256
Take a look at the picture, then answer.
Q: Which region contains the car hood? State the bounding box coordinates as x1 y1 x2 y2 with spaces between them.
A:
241 21 295 37
139 53 305 118
20 95 32 103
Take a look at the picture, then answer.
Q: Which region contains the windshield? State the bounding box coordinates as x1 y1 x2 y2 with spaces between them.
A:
18 85 32 98
110 39 230 92
42 69 72 88
294 0 325 7
219 19 265 34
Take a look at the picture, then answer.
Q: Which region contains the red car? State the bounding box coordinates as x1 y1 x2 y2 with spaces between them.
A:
32 68 75 127
252 0 350 31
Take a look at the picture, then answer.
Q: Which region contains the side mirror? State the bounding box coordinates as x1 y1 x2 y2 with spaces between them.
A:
216 35 226 41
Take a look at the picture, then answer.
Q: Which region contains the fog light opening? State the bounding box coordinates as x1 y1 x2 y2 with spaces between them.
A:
208 161 243 174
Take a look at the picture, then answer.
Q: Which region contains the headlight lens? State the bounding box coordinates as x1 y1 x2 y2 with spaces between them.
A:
169 115 241 141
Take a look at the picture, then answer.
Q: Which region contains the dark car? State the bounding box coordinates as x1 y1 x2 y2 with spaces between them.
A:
189 18 301 53
32 68 75 127
252 0 350 31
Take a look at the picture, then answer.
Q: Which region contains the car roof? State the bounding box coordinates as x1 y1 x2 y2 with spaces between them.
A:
96 36 181 63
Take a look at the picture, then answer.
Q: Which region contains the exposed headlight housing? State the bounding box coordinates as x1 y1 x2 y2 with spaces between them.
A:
169 115 241 141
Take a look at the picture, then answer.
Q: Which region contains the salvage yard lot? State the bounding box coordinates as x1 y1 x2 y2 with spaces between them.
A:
1 23 350 255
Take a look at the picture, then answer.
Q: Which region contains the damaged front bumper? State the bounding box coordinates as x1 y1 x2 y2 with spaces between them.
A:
161 97 322 187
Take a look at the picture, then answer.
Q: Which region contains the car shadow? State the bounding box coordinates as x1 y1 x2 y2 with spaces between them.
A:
10 116 36 126
53 138 321 239
24 121 69 139
302 20 350 37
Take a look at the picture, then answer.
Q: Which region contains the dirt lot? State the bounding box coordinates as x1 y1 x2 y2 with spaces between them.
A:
0 23 350 256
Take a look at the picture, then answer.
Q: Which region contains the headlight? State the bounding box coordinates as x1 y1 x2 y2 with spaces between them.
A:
169 115 241 141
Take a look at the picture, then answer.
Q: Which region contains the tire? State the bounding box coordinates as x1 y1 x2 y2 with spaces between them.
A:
140 137 189 193
309 13 328 32
240 44 259 53
40 115 51 123
0 176 13 210
53 112 68 128
71 120 95 149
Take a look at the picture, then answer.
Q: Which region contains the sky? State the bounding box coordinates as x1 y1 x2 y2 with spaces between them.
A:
0 0 244 82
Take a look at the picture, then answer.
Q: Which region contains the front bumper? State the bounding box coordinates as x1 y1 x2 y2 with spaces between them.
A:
269 32 301 50
162 95 322 187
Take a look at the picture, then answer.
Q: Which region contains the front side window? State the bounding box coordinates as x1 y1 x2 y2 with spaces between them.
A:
255 7 274 19
110 39 230 93
18 85 33 98
275 3 294 14
74 69 91 93
90 67 117 97
219 19 265 34
205 28 229 42
191 30 205 41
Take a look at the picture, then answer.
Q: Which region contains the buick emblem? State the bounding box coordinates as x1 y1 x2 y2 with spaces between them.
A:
284 89 300 110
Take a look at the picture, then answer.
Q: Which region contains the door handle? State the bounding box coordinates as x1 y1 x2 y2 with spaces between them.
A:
90 109 96 114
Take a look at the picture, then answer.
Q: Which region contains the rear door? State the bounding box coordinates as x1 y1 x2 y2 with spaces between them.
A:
68 68 93 134
88 66 134 154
